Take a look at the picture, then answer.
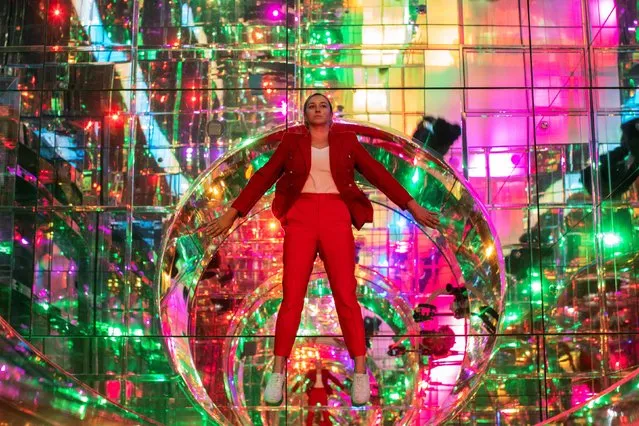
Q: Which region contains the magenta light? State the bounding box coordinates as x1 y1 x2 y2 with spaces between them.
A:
267 5 283 20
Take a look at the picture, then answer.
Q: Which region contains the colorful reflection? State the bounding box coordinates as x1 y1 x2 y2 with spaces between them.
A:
0 315 158 424
160 122 505 424
1 0 639 424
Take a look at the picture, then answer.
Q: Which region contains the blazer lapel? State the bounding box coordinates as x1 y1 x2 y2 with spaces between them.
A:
328 130 339 180
299 132 312 174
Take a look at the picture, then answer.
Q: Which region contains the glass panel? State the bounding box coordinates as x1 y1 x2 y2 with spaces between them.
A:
1 0 639 423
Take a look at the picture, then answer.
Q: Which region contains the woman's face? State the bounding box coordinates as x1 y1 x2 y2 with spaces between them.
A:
304 95 332 127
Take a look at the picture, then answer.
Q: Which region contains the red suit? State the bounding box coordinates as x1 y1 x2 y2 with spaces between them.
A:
232 130 413 358
291 368 343 426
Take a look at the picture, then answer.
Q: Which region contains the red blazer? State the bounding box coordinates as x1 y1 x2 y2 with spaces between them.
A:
231 130 413 230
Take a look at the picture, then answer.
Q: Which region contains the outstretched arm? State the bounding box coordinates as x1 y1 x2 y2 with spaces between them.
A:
291 371 313 393
204 134 291 237
350 133 440 229
290 378 303 393
232 134 291 216
325 370 345 391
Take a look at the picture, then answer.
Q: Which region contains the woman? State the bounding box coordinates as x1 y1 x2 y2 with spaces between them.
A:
291 357 345 426
205 93 440 406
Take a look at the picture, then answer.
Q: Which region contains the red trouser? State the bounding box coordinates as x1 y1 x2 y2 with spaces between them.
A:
306 387 330 426
273 193 367 358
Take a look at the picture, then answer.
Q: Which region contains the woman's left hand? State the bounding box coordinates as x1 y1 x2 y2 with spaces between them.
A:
407 199 440 229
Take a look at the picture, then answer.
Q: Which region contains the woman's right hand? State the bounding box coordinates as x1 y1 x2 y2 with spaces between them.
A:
200 208 239 238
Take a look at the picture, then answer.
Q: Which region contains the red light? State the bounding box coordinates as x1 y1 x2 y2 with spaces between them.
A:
51 5 62 18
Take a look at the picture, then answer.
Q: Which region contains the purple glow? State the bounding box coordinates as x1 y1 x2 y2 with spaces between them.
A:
267 5 283 20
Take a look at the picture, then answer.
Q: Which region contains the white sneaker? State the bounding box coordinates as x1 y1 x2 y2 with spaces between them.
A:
264 372 285 405
351 373 370 406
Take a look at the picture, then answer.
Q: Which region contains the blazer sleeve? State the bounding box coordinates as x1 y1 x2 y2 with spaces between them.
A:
349 132 414 210
231 133 290 217
325 369 343 389
291 372 309 393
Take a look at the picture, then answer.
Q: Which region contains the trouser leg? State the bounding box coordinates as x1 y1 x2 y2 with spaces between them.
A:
273 200 318 357
318 198 367 358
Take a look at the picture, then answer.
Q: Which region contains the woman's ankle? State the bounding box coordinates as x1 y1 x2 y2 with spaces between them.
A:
353 355 367 374
273 355 286 373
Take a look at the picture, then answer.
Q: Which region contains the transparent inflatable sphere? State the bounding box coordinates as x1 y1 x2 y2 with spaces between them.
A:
158 121 507 425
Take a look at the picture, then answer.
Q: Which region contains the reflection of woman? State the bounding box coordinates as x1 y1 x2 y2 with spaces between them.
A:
205 93 439 406
291 358 344 426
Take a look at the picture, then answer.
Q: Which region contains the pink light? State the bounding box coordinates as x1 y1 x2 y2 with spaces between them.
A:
598 0 616 24
468 151 526 178
267 5 283 20
571 383 593 406
279 101 287 117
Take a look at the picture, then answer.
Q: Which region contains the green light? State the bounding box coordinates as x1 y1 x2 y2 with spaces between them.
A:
107 326 123 337
78 404 87 419
504 312 520 323
412 168 420 184
531 279 542 294
250 151 271 170
600 232 622 247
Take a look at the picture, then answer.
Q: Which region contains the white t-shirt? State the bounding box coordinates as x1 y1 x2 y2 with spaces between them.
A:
314 368 324 388
301 146 339 194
